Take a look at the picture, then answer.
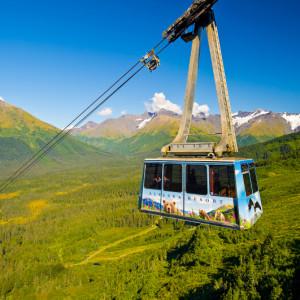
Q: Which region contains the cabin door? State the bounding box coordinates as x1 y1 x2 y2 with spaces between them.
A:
240 162 263 229
161 164 184 217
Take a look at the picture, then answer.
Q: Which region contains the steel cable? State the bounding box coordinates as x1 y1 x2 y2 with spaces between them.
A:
0 41 171 193
0 38 165 191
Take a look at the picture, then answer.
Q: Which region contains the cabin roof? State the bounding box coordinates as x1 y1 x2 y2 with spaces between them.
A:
144 156 252 163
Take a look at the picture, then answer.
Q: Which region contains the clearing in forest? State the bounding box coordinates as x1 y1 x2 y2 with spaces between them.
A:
70 225 158 266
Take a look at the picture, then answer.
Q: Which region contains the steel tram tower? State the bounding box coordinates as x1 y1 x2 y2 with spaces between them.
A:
160 4 238 158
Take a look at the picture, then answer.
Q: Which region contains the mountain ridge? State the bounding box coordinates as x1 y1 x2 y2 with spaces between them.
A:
74 108 300 154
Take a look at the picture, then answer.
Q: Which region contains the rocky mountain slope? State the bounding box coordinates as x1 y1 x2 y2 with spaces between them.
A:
82 112 155 139
71 121 98 135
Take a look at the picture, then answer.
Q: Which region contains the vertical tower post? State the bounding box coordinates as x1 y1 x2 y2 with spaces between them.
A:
206 11 238 156
171 26 203 144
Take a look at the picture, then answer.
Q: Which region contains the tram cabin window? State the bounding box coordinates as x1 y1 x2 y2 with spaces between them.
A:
248 162 258 193
209 165 236 197
241 163 252 197
163 164 182 193
186 165 207 195
144 163 162 190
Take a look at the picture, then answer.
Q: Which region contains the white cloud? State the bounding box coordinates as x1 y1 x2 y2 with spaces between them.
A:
97 107 112 116
145 92 182 114
0 97 4 101
144 93 209 117
120 110 127 115
192 103 210 117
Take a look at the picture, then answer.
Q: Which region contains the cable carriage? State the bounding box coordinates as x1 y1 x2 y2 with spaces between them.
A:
138 1 263 230
139 158 262 230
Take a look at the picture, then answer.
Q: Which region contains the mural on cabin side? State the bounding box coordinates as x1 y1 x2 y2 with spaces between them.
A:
142 189 238 224
184 194 238 224
162 191 184 216
142 190 161 212
142 189 184 216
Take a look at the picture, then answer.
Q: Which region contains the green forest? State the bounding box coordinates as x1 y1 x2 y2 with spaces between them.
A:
0 133 299 299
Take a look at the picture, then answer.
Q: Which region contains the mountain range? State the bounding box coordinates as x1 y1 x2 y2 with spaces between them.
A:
0 98 299 161
74 108 300 154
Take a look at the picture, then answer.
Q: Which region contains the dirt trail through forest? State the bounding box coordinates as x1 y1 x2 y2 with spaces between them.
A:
71 225 157 266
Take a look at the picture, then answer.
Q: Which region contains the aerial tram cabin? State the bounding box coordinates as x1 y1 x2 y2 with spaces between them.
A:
139 158 262 230
138 1 263 230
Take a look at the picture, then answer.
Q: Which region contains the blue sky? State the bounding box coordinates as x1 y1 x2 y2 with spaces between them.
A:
1 0 299 128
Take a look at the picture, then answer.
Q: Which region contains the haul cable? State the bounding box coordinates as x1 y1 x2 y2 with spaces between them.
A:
0 41 171 193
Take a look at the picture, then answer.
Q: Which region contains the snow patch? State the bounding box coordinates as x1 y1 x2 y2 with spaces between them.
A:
281 113 300 130
63 125 78 131
137 117 152 129
136 118 142 121
232 109 269 126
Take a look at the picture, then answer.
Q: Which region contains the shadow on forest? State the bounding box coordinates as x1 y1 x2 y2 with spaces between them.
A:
179 283 220 300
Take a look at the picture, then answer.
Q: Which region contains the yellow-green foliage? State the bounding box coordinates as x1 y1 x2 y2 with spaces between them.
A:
239 119 288 136
0 102 51 131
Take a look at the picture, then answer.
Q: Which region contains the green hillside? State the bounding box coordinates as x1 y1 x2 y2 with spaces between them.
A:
0 133 299 299
236 134 277 147
237 131 300 161
236 115 290 147
0 100 109 163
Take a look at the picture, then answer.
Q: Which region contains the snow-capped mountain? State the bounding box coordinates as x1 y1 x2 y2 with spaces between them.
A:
232 109 270 126
231 109 300 132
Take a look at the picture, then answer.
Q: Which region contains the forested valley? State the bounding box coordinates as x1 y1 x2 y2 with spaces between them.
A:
0 135 299 299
